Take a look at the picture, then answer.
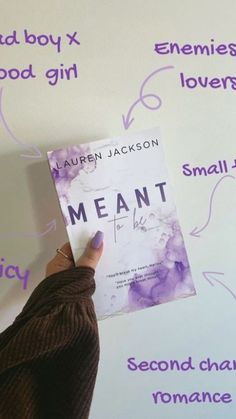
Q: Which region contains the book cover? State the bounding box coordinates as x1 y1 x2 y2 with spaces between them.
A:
47 127 196 320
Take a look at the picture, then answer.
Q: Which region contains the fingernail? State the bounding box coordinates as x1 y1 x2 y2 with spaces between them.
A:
91 231 104 249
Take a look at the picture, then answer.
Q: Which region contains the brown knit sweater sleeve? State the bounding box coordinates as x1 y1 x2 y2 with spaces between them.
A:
0 266 99 419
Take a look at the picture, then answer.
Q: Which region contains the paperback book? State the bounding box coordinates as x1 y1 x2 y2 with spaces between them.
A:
47 128 196 320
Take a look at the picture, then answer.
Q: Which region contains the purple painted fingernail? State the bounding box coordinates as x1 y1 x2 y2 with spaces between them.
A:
91 231 104 249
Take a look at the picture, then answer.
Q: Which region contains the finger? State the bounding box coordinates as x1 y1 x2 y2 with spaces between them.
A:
77 231 104 270
46 242 75 277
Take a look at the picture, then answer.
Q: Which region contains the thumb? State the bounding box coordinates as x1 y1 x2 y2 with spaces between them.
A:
77 230 104 270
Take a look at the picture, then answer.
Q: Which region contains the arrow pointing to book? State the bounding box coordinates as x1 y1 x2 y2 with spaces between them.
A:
0 87 42 159
122 93 162 130
203 271 236 300
0 219 56 237
190 175 235 237
122 65 175 130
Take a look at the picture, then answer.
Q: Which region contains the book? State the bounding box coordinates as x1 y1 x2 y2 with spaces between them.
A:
47 127 196 320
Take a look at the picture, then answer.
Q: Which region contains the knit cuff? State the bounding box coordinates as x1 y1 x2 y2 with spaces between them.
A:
13 266 96 323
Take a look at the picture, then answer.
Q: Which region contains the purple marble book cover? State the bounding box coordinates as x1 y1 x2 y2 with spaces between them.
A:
47 128 196 320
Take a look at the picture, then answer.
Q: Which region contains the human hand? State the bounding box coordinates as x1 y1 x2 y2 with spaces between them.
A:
46 231 104 277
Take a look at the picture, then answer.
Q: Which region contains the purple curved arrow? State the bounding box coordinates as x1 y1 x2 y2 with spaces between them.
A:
122 65 174 130
203 271 236 300
0 87 42 159
0 219 56 237
122 93 162 130
190 175 235 237
139 65 174 108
